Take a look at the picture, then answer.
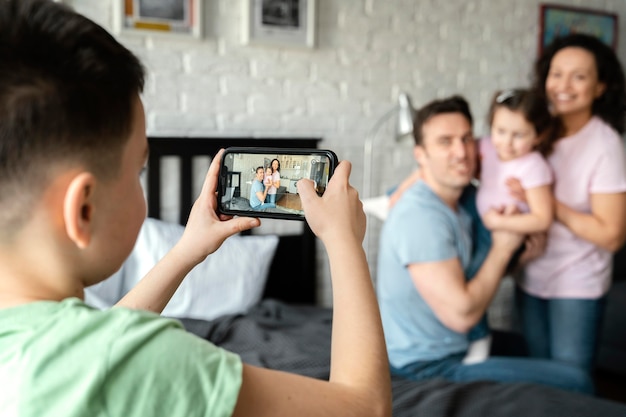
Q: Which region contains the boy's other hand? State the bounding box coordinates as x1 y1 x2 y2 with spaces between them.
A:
298 160 365 245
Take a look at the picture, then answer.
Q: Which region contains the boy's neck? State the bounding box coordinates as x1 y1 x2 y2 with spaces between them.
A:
0 230 85 309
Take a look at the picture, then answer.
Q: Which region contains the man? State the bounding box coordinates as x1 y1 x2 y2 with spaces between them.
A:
250 166 277 210
376 95 592 393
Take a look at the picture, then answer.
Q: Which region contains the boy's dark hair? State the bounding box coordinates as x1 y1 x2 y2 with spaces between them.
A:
0 0 145 235
488 88 561 157
413 95 473 146
533 33 626 134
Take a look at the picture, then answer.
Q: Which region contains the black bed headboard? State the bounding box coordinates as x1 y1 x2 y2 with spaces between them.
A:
146 136 322 305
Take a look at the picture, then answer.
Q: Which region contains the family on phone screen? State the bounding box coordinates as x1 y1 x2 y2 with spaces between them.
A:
249 158 281 211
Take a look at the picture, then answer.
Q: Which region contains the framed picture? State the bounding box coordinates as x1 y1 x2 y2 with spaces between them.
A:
539 4 618 54
242 0 316 48
112 0 202 39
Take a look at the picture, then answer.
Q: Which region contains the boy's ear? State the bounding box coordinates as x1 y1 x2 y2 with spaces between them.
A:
63 172 96 249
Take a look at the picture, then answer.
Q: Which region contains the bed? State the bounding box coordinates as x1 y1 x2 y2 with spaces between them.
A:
87 136 626 417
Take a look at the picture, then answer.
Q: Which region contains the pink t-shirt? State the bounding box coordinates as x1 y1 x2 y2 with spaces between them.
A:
520 117 626 299
476 137 553 217
267 171 280 195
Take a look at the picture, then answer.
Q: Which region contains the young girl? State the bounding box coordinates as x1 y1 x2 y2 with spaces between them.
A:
264 166 273 186
476 88 558 236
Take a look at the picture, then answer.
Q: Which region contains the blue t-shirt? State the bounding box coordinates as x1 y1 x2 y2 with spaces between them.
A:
377 181 476 367
249 179 263 208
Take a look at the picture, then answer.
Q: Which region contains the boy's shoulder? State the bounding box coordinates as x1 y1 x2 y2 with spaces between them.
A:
0 297 186 350
0 298 242 417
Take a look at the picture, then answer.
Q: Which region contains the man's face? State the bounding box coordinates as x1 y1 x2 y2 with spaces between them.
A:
415 112 475 193
256 168 264 181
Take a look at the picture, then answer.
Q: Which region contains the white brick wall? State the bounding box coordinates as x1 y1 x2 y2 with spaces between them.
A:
69 0 626 307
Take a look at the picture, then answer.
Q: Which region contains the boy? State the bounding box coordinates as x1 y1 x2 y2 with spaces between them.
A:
0 1 391 416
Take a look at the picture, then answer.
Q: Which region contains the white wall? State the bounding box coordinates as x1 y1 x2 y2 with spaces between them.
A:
69 0 626 306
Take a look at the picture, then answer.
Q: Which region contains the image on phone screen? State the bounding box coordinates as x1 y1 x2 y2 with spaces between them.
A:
218 148 337 220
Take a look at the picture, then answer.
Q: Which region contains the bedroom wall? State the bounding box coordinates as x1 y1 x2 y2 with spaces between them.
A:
68 0 626 307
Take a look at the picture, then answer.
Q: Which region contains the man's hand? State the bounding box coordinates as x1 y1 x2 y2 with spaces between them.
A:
518 232 547 265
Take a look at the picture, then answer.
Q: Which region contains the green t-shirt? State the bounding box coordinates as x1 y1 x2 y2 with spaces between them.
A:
0 298 242 417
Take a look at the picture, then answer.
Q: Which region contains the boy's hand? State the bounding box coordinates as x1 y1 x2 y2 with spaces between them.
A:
297 160 365 244
179 149 260 263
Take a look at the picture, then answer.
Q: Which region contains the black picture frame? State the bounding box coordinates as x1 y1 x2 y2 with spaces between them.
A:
539 4 618 55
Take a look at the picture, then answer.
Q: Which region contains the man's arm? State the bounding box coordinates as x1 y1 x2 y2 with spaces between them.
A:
256 183 270 203
409 214 523 334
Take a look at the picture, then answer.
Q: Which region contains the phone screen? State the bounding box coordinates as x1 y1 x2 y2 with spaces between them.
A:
218 147 338 220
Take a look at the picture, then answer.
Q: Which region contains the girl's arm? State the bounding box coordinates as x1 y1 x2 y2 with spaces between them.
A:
556 192 626 252
482 184 553 234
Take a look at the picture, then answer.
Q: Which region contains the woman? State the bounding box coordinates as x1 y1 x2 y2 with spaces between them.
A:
514 33 626 372
266 158 281 204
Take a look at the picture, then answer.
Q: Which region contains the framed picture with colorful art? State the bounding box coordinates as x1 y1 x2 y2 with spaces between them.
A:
113 0 202 39
539 4 618 54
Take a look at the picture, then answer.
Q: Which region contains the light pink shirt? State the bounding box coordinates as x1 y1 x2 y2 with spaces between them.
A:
267 171 280 195
520 117 626 299
476 137 553 217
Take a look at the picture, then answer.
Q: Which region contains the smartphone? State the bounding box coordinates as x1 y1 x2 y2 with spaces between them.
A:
218 147 339 220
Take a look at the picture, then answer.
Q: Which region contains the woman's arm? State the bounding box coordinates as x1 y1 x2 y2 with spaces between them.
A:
556 192 626 252
272 172 281 188
233 161 392 417
482 185 553 234
115 149 261 312
507 177 626 252
389 168 421 207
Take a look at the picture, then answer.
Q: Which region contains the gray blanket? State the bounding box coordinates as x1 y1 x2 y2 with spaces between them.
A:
178 299 626 417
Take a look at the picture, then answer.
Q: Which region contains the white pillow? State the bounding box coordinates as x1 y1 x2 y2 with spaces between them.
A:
85 217 279 320
362 195 391 221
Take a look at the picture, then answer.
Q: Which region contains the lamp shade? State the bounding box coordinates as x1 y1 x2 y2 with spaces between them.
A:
395 92 415 140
